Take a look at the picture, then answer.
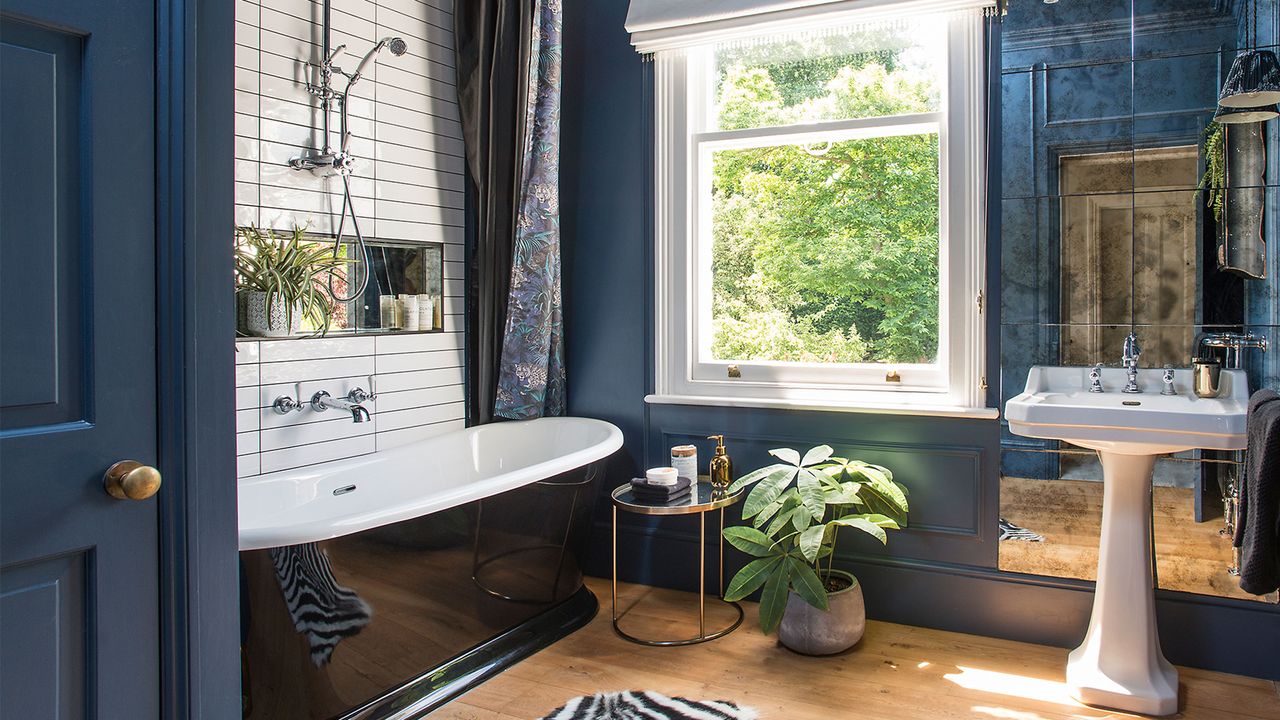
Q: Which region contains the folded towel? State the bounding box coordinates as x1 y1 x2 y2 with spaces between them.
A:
633 488 692 505
1235 389 1280 596
630 477 693 504
630 476 691 497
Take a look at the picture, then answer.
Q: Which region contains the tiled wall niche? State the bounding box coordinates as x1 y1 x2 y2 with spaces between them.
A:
234 0 465 476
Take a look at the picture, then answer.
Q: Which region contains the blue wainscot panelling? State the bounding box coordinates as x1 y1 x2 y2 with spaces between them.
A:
646 405 998 568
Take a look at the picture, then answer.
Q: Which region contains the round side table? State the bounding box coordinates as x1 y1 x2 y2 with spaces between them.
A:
611 480 745 646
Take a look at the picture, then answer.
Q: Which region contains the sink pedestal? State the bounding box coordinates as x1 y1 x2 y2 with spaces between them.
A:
1067 451 1177 716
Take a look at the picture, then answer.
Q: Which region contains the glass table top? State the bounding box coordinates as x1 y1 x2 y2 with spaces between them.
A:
611 480 744 516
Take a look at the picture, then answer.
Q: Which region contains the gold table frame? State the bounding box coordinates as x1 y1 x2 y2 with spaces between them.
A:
610 481 745 646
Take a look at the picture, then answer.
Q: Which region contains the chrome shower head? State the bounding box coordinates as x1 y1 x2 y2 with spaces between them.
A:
349 37 409 85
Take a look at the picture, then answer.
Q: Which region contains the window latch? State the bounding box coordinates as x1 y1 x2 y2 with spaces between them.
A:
727 365 741 378
885 370 902 383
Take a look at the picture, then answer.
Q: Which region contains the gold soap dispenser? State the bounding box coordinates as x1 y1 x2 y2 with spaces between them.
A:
707 435 734 492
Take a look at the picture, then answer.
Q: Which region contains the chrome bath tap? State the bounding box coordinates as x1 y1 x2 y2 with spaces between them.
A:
311 390 372 423
1121 332 1142 393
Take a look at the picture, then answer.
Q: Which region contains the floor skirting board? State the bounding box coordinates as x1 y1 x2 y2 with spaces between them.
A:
588 523 1280 681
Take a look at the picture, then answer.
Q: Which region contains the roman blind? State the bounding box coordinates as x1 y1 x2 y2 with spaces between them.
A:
625 0 996 53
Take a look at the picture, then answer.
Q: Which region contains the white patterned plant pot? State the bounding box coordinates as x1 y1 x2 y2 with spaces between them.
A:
243 291 301 338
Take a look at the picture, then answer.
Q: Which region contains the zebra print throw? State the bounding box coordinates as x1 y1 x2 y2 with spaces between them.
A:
540 691 758 720
999 517 1045 542
269 543 372 666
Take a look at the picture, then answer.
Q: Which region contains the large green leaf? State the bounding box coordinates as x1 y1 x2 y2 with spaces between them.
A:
860 513 900 530
800 445 834 466
765 504 803 538
724 556 784 602
787 556 829 611
742 467 798 519
790 504 812 532
722 526 775 557
727 462 788 493
768 448 801 465
796 524 828 563
752 487 799 530
849 465 909 525
831 515 888 544
757 557 794 634
795 468 827 521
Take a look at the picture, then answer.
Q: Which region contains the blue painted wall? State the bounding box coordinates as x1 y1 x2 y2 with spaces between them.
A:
560 0 1280 680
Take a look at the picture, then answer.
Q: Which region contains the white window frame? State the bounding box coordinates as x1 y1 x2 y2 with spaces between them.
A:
649 8 990 416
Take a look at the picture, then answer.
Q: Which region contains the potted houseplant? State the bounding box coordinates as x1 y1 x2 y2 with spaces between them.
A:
722 445 908 655
234 225 350 337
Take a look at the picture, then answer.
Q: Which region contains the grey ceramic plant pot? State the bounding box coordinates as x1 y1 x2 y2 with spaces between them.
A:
777 569 865 655
243 291 300 337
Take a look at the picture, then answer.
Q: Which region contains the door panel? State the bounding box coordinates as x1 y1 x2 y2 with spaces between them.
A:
0 20 85 431
0 553 86 720
0 0 159 717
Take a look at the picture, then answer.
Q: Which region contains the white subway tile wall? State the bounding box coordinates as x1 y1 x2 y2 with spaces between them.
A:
234 0 465 477
235 337 465 477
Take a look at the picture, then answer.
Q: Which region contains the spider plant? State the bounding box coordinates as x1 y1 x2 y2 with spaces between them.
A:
234 225 352 336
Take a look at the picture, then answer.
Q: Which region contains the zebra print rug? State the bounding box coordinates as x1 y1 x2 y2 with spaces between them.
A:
999 517 1044 542
540 691 757 720
268 543 372 666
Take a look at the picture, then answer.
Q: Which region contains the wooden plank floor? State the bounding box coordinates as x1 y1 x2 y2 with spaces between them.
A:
432 577 1280 720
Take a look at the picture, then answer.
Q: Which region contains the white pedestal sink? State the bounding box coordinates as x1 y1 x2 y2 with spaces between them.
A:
1005 366 1249 716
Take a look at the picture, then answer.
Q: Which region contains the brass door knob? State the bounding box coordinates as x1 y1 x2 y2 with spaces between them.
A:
103 460 162 500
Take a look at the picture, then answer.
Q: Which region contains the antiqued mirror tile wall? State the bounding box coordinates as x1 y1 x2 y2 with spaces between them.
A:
997 0 1280 602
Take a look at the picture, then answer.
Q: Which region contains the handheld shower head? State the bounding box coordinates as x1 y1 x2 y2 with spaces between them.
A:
349 37 409 84
341 37 411 154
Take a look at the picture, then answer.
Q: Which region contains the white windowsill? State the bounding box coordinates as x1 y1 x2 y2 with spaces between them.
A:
644 393 1001 419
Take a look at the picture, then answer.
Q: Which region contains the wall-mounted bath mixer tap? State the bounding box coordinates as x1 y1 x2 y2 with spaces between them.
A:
1121 332 1142 393
311 390 372 423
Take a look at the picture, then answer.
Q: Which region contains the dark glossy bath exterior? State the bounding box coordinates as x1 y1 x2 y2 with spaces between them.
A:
240 463 601 719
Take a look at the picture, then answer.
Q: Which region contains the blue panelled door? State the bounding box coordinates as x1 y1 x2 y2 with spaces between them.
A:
0 0 161 717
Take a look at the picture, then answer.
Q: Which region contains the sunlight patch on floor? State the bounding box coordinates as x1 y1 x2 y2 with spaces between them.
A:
943 666 1110 717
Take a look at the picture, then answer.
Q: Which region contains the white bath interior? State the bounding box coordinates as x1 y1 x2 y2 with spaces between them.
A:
238 416 623 550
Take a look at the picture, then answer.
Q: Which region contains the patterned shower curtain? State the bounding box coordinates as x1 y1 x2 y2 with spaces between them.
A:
494 0 565 420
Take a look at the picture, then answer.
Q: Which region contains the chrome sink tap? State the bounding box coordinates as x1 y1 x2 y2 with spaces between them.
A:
311 390 371 423
1121 332 1142 393
1089 363 1104 393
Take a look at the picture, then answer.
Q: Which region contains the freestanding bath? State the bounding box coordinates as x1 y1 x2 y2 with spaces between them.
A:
238 417 622 719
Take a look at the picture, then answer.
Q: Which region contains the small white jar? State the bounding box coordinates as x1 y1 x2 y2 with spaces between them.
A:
645 467 679 486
